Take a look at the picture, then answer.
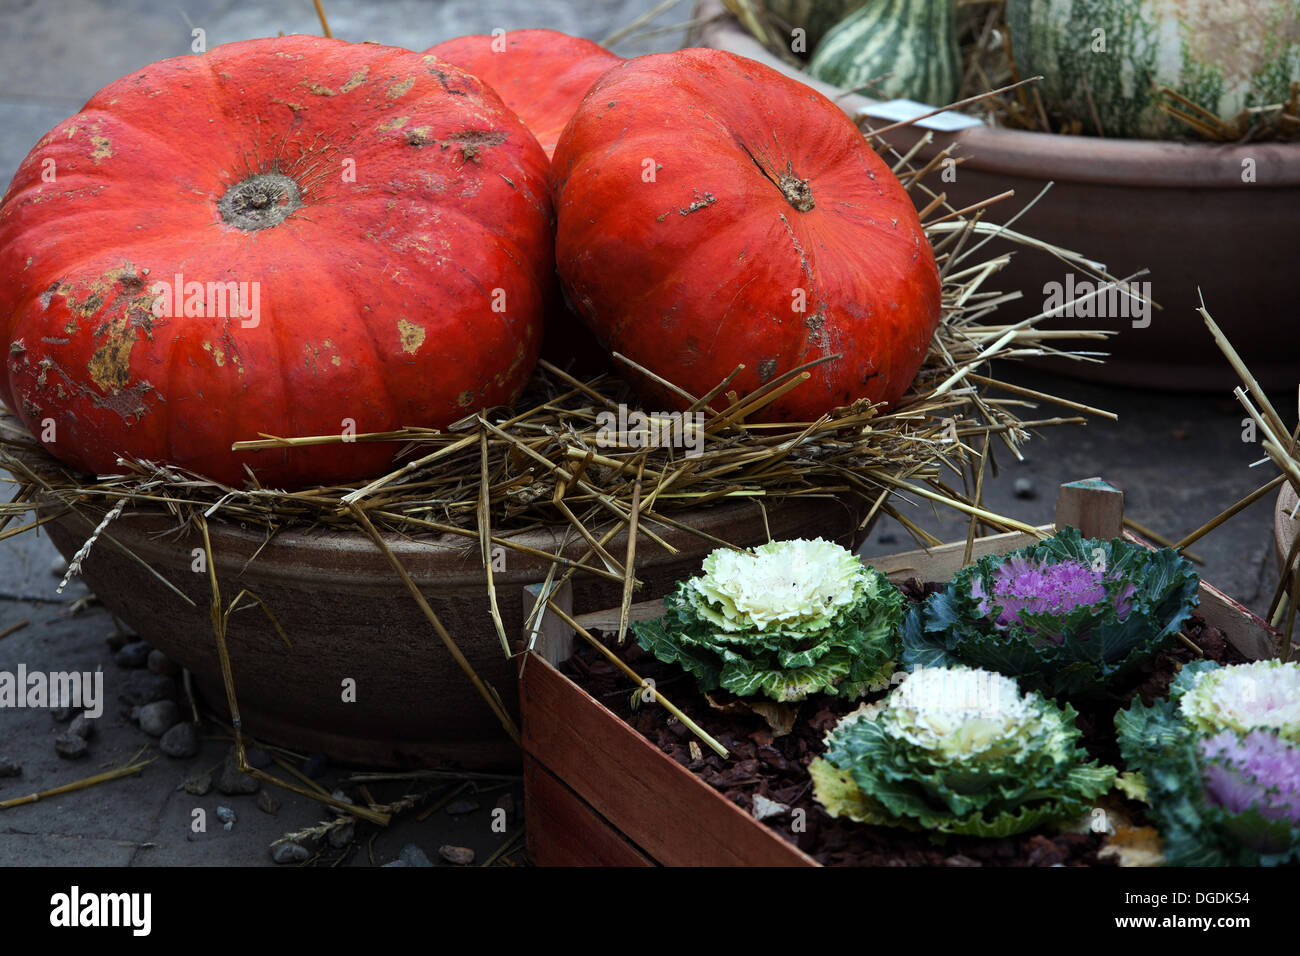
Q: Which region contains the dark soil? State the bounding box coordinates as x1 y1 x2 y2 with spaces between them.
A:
559 578 1248 867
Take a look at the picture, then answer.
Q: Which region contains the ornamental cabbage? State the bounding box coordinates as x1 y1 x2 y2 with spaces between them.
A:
901 527 1199 700
1116 660 1300 866
810 665 1116 837
1179 660 1300 741
634 538 904 702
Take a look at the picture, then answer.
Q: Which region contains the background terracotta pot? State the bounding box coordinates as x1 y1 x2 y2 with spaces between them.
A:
692 1 1300 391
39 481 861 770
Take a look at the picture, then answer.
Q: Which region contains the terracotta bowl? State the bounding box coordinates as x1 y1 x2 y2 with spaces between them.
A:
692 2 1300 391
31 450 861 769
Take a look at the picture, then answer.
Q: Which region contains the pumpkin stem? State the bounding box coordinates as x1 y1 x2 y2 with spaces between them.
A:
219 172 303 231
777 164 814 213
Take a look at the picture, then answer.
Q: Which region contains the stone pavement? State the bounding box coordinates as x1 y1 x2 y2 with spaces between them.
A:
0 0 1289 866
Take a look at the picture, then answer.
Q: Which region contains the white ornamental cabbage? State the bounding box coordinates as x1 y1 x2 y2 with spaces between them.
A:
685 538 867 635
1179 660 1300 742
811 665 1116 836
885 666 1040 761
634 538 904 702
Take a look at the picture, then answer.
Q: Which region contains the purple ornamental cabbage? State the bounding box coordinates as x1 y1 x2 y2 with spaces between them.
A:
969 554 1136 644
1199 730 1300 825
901 527 1199 700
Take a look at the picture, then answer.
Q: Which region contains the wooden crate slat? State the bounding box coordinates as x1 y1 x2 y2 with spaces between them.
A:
521 654 817 867
1195 580 1284 661
524 756 656 867
871 528 1047 583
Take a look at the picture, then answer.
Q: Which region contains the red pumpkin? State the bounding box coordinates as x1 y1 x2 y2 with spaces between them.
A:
427 30 621 160
0 36 553 488
552 49 943 418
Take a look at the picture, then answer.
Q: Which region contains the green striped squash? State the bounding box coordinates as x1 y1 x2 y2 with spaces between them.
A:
758 0 870 52
808 0 961 107
1006 0 1300 139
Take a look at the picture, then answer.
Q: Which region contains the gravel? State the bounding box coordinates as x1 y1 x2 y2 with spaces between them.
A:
137 700 180 737
160 722 200 758
53 733 87 759
271 842 310 864
215 747 259 795
438 845 475 865
113 640 152 669
399 843 433 867
68 713 94 740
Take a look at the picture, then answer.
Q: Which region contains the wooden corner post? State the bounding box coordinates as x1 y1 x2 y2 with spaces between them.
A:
1055 478 1124 538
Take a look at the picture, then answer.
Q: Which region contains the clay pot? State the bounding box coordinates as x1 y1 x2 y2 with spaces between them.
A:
692 1 1300 391
33 454 861 770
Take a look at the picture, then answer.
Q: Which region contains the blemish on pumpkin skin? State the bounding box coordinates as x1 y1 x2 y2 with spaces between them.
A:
341 67 369 92
202 341 226 367
379 115 410 132
456 390 474 408
397 318 426 354
678 191 716 216
757 358 778 384
304 81 337 96
87 317 136 392
89 136 112 161
386 77 416 100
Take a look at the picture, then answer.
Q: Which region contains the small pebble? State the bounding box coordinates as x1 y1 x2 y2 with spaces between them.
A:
113 640 152 669
399 843 433 868
137 700 181 737
183 770 213 796
54 733 88 759
1013 477 1037 500
215 747 259 795
750 794 789 822
0 760 22 778
146 649 179 677
104 632 130 652
271 842 310 864
69 713 94 740
215 806 236 825
49 556 67 578
160 722 200 758
328 789 355 817
438 845 475 866
245 746 272 770
445 798 480 816
119 671 177 707
50 706 74 723
328 822 355 848
256 790 279 816
303 752 329 779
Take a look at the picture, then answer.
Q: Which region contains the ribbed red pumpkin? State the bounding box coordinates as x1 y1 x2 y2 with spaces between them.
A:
552 49 943 418
427 29 621 160
0 36 553 488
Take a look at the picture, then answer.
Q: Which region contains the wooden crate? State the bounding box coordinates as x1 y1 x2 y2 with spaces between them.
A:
519 480 1285 866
